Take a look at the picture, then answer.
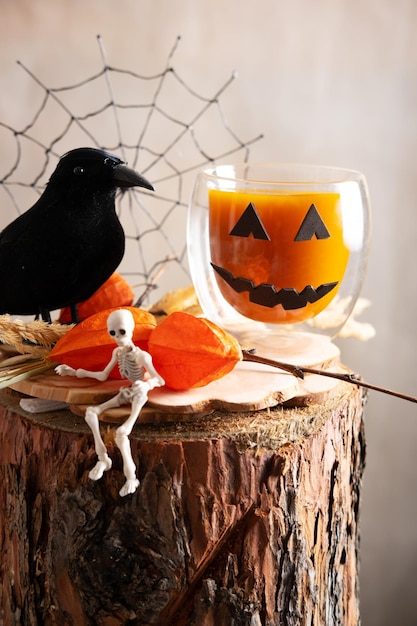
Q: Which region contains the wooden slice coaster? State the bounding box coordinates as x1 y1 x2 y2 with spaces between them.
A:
10 335 343 422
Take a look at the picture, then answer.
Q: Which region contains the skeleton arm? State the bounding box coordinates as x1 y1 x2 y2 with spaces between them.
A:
55 347 120 381
130 346 165 389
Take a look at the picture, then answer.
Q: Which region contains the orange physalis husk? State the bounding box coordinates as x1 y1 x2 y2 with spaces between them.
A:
148 311 242 390
58 273 134 323
49 307 156 379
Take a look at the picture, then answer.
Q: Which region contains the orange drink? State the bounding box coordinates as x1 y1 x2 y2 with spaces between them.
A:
209 189 349 324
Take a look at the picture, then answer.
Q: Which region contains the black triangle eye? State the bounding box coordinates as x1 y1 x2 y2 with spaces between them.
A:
229 202 270 240
294 204 331 241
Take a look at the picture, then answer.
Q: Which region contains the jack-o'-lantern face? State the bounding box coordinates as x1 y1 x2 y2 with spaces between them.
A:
209 189 349 324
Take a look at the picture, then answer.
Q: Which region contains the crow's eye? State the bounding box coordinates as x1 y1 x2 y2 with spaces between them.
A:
73 166 85 175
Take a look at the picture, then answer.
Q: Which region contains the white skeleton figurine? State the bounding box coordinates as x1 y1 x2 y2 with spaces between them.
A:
55 309 164 497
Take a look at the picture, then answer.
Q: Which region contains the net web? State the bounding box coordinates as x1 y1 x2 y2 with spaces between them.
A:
0 36 262 311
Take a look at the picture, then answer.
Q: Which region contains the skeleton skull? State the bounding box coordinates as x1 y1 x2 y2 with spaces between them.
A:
107 309 135 347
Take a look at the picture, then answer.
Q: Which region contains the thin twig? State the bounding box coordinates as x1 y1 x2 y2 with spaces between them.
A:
242 349 417 404
242 349 305 379
133 256 175 308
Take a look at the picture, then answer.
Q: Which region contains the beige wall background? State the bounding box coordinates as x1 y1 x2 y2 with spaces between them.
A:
1 1 416 623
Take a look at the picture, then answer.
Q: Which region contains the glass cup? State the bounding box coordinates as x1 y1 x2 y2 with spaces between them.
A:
188 163 371 353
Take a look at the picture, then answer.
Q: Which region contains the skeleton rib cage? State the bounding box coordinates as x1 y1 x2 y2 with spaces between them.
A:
117 349 145 382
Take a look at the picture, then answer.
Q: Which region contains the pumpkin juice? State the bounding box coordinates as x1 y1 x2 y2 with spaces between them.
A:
209 189 349 324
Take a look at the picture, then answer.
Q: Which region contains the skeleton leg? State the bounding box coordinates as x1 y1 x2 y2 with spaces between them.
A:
85 394 125 481
115 382 149 497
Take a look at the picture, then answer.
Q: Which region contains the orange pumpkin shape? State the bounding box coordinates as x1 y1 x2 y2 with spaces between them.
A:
148 311 242 390
58 273 134 323
50 307 156 379
209 190 349 324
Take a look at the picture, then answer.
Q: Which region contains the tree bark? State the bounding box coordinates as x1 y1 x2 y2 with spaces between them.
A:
0 384 366 626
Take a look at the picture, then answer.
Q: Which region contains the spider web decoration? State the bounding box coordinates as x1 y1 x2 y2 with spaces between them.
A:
0 36 263 312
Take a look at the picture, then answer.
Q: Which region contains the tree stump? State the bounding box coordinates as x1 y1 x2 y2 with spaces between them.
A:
0 382 366 626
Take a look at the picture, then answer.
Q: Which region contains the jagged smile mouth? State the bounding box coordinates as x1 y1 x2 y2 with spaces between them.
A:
211 263 338 311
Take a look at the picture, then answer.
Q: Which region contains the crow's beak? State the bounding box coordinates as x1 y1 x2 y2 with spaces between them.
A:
112 163 154 191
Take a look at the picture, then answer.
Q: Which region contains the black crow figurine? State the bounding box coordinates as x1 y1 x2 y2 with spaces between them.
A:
0 147 153 322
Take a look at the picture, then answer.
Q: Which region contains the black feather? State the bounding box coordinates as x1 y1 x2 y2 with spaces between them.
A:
0 148 153 322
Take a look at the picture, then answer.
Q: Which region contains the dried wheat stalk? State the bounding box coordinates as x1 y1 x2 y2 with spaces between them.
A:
0 315 73 358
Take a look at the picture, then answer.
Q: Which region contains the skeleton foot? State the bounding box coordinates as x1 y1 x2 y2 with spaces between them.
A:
119 477 139 497
89 454 112 481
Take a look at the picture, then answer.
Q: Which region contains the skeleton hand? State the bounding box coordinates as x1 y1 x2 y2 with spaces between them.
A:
146 375 165 390
130 379 153 399
55 364 77 377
